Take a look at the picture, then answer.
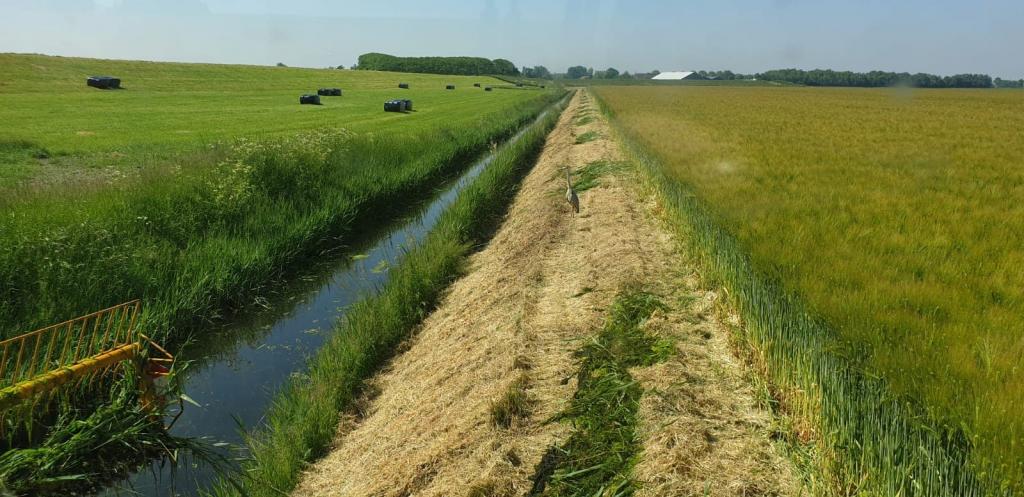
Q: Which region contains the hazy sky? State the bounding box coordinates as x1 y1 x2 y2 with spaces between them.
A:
1 0 1022 78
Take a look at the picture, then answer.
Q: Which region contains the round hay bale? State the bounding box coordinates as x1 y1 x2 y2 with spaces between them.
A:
87 76 121 89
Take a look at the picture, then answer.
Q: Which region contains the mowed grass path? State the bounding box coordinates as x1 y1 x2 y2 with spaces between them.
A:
596 86 1024 487
0 53 532 186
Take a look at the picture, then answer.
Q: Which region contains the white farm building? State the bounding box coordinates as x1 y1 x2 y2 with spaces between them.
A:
651 71 701 80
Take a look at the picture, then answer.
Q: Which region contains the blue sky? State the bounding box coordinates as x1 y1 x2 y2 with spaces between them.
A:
1 0 1021 78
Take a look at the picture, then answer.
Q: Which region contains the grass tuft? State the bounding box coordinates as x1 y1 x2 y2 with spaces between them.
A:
491 374 533 428
574 115 595 126
571 160 628 193
574 131 600 144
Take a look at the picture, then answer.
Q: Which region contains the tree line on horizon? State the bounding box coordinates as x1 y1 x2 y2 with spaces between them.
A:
348 53 1020 89
556 65 1019 89
355 52 519 76
756 69 994 88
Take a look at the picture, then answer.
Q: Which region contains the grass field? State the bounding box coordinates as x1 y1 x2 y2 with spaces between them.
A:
595 86 1024 493
0 54 559 342
0 54 533 189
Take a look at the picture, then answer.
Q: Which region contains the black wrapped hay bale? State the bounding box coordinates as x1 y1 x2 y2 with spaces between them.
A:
86 76 121 89
446 85 455 90
385 100 406 112
318 88 342 96
402 99 413 111
300 94 321 105
484 87 493 92
398 83 409 89
516 83 524 87
473 83 481 87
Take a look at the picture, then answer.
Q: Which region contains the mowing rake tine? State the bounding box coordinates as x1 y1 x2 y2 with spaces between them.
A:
112 304 130 347
0 342 9 385
96 307 118 355
60 320 75 367
26 333 43 379
13 335 26 384
72 315 89 363
87 312 104 358
42 325 59 370
125 301 141 344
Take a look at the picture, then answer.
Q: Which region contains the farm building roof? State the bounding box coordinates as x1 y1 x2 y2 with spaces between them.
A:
651 71 697 80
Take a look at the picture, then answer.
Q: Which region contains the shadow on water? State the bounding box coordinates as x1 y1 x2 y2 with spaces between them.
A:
99 111 549 497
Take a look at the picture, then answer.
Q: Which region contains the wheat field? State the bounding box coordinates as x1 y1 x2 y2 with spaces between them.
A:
596 85 1024 492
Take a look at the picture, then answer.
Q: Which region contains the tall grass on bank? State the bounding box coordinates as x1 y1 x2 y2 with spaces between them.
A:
0 372 221 496
206 96 567 497
0 92 560 345
593 91 1006 496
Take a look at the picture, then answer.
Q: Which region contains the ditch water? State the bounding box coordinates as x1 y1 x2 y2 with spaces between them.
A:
99 111 549 497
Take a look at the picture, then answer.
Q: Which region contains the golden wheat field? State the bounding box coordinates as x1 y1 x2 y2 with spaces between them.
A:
595 85 1024 486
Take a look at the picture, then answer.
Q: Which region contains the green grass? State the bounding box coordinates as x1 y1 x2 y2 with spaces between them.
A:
0 54 561 344
0 374 219 496
570 160 628 193
574 115 595 126
206 96 567 497
0 53 541 186
595 86 1020 495
530 290 669 497
490 374 533 429
574 131 600 144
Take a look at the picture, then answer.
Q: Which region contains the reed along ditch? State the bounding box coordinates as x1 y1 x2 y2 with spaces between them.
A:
97 98 566 497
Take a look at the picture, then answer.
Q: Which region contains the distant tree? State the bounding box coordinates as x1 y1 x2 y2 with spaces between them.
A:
355 53 520 76
604 67 620 79
757 68 995 88
994 77 1023 88
276 62 287 67
522 65 552 79
492 59 519 75
566 66 589 79
621 71 632 79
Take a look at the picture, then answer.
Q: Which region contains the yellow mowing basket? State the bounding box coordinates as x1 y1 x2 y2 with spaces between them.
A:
0 301 153 412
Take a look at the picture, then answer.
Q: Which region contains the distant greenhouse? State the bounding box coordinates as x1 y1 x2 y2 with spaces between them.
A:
651 71 702 81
